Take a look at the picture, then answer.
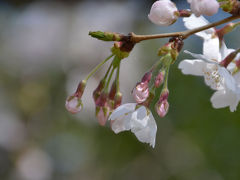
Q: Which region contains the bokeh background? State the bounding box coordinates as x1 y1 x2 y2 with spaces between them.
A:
0 0 240 179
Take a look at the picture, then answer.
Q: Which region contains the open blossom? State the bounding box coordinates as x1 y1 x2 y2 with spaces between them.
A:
179 15 240 111
148 0 179 26
187 0 219 17
109 103 157 148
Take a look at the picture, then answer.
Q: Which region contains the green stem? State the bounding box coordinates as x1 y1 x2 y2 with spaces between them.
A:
116 64 120 92
163 54 173 89
103 63 113 80
104 66 116 92
85 54 114 81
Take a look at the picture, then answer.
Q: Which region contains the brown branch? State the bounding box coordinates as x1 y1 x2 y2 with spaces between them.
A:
131 15 240 43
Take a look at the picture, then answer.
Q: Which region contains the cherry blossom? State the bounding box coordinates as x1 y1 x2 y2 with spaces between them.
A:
179 15 240 111
109 103 157 148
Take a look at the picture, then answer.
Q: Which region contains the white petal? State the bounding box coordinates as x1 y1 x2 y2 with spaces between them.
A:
131 111 157 148
184 50 217 64
130 106 149 129
202 64 223 90
218 67 237 92
233 72 240 84
109 103 136 120
183 14 215 39
227 62 236 72
219 41 233 60
178 59 206 76
203 37 220 61
109 103 136 134
211 89 239 112
110 113 132 134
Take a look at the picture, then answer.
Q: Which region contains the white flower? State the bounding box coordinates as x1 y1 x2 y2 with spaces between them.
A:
109 103 157 148
187 0 219 17
148 0 179 26
179 15 240 111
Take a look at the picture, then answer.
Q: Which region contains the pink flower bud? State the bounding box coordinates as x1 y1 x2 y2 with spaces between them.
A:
65 96 82 114
141 71 152 83
155 72 165 88
95 92 108 107
188 0 219 17
114 92 122 109
96 106 109 126
148 0 179 26
93 79 105 102
75 80 87 98
109 82 117 100
156 99 169 118
155 89 169 117
132 82 149 103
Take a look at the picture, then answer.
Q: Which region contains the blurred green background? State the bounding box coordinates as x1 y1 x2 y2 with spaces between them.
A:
0 0 240 180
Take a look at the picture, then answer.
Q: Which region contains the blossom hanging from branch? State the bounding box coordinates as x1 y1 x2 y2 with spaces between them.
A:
66 0 240 148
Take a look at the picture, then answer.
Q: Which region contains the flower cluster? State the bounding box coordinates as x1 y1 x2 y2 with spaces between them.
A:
179 15 240 112
66 0 240 148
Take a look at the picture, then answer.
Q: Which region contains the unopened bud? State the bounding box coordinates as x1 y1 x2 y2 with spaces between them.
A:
159 89 169 102
109 82 117 100
114 92 122 108
156 89 169 117
132 82 149 103
93 79 105 102
95 92 108 107
141 71 152 83
89 31 124 41
75 80 87 98
65 95 82 114
155 71 165 88
156 99 169 118
96 106 109 126
148 0 179 26
188 0 219 17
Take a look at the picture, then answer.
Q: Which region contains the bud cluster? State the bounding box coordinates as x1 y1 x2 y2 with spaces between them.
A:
131 37 183 118
65 36 134 125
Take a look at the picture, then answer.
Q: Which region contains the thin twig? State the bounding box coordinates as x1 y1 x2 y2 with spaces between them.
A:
131 15 240 43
